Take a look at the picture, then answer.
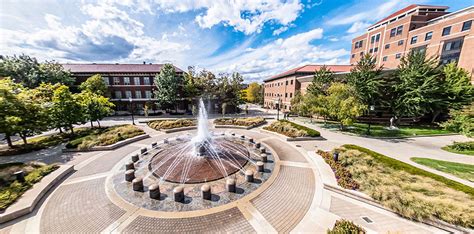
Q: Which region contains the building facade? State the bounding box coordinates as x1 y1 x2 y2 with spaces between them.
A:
263 65 353 110
62 63 183 114
350 5 474 77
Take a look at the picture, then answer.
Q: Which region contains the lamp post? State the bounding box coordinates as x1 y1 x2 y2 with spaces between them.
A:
129 97 135 125
276 97 281 121
367 105 374 135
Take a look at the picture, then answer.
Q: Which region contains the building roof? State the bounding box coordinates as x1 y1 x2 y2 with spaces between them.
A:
61 63 183 73
369 4 449 28
265 64 354 81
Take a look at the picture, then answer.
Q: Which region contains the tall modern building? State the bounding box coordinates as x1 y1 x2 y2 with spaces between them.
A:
62 63 183 113
350 5 474 75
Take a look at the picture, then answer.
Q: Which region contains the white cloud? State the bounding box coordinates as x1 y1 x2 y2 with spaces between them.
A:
327 0 402 26
208 28 349 81
273 26 289 36
346 21 370 34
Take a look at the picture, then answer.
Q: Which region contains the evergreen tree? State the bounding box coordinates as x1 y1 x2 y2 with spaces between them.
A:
306 66 335 96
154 64 183 110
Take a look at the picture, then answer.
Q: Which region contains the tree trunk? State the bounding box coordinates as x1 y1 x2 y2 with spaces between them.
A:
70 125 74 134
5 133 13 147
58 127 63 133
21 134 27 145
340 123 344 131
90 120 94 128
431 111 441 124
97 121 101 128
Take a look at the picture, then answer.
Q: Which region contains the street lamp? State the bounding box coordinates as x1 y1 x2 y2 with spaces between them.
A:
129 97 135 125
367 105 375 135
276 97 281 121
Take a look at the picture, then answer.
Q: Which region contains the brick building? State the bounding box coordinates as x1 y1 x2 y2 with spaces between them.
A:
263 65 353 110
62 63 183 114
350 5 474 76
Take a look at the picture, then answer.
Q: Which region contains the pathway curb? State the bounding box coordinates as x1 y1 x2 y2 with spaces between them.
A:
0 164 74 224
259 128 324 141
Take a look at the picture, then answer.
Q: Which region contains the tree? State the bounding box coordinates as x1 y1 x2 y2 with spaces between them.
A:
16 88 49 144
0 54 73 88
326 83 366 130
78 91 114 128
290 90 306 115
215 72 244 110
154 64 183 110
0 78 23 147
391 51 444 122
306 66 335 96
51 85 85 134
346 54 384 134
441 62 474 113
441 103 473 137
80 74 108 96
246 82 263 103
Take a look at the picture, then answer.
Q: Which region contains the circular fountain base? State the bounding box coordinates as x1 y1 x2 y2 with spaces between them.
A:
149 138 249 184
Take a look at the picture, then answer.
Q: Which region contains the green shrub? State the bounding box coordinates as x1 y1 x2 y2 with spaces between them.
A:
449 141 474 151
263 120 320 138
317 150 359 190
327 220 365 234
214 117 265 126
441 104 473 137
148 119 196 130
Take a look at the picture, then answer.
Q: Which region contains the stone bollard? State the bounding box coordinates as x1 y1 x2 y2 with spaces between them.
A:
260 154 268 163
149 183 160 199
125 161 135 170
245 170 254 182
141 147 147 154
125 169 135 182
226 179 236 193
132 177 143 191
14 171 25 183
260 148 266 154
131 154 139 162
151 142 157 148
201 184 211 200
173 186 184 202
256 162 264 172
248 138 254 143
240 135 245 139
231 132 235 136
255 142 261 149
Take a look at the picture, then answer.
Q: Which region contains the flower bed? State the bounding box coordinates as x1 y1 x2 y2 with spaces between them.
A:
0 162 58 211
65 125 144 150
214 117 266 127
148 119 196 130
317 150 359 190
327 219 366 234
263 120 320 138
330 145 474 228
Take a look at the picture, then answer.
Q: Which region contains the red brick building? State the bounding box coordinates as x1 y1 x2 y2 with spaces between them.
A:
263 65 353 110
62 63 183 114
350 5 474 78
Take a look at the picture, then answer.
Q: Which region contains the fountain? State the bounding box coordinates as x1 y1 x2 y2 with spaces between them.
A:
112 97 275 211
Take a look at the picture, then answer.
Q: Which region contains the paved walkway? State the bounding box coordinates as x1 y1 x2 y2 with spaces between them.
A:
0 121 464 233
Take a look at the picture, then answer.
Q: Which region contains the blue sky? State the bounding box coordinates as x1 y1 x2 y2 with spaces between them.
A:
0 0 472 82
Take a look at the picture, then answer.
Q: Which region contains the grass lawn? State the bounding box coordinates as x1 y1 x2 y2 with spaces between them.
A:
298 118 453 137
325 145 474 228
411 157 474 182
263 120 320 138
442 141 474 156
0 162 58 210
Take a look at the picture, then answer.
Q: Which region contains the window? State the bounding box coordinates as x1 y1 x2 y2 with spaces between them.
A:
125 91 132 98
398 40 404 46
285 80 288 85
351 54 355 58
134 77 140 85
103 77 109 86
375 34 380 42
135 91 142 99
290 93 293 98
396 25 403 35
385 44 390 49
442 26 451 36
113 77 120 85
425 31 433 41
114 91 122 99
410 36 418 44
382 56 388 61
124 77 130 85
370 35 375 44
373 47 378 52
359 51 364 56
390 28 396 37
369 48 373 53
285 93 288 98
443 39 463 52
290 80 293 85
462 20 472 31
395 53 402 59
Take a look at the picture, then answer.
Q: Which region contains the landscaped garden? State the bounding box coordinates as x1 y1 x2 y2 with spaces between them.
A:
263 120 320 138
65 125 144 150
148 119 196 130
411 157 474 182
214 117 266 127
319 145 474 228
327 219 366 234
0 162 58 210
442 141 474 156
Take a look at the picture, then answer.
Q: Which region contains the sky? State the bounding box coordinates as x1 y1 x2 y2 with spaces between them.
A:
0 0 472 82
